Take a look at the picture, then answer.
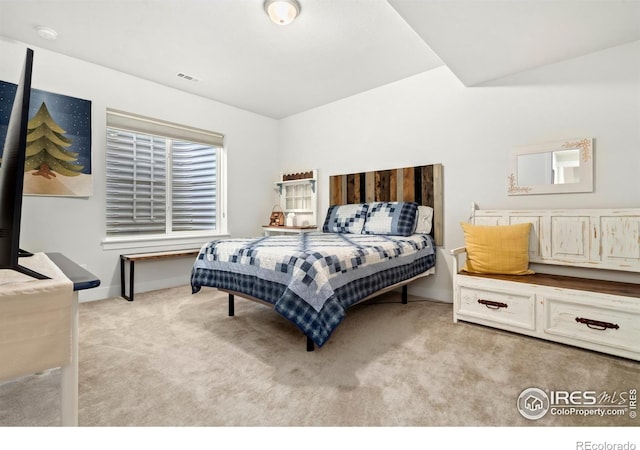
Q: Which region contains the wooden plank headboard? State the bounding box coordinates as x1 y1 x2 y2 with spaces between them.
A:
329 163 443 246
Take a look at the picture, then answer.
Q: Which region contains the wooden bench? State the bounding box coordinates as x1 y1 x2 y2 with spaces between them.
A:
120 249 200 301
451 208 640 361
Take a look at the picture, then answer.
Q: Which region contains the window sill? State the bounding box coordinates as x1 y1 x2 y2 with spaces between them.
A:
101 232 229 252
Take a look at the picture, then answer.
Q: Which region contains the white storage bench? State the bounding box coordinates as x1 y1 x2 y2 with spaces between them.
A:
451 208 640 361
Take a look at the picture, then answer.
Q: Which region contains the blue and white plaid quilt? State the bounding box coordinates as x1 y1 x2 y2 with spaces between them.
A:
191 232 436 347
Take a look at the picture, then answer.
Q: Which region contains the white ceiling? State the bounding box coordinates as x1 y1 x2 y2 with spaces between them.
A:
388 0 640 87
1 0 639 119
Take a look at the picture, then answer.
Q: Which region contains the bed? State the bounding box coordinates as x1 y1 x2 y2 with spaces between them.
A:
191 163 443 350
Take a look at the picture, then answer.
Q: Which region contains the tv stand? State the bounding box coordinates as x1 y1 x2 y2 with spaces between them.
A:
0 249 49 280
0 263 49 280
14 264 50 280
3 248 50 279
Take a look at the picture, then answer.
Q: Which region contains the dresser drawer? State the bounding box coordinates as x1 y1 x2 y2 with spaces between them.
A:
543 295 640 353
457 284 536 331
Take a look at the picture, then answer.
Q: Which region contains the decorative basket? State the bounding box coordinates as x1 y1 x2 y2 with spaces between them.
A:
269 205 285 226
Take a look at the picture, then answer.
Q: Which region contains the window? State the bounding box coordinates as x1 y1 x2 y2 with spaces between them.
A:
104 109 226 247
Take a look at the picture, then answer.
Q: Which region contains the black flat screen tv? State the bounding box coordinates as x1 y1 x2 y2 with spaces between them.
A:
0 48 48 280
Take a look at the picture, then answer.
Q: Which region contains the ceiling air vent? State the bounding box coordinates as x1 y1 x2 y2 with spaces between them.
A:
176 72 201 83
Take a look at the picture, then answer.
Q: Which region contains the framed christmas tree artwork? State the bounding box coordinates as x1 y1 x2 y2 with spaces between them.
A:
0 81 92 197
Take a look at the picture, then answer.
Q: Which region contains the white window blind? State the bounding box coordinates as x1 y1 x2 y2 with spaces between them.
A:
106 110 223 237
171 140 217 232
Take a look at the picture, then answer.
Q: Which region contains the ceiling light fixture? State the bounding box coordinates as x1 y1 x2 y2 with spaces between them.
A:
35 26 58 41
264 0 300 26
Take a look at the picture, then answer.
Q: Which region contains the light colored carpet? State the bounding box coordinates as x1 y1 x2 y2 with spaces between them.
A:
1 285 638 427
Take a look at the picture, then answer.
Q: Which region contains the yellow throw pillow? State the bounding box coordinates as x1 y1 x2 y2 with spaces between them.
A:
461 222 534 275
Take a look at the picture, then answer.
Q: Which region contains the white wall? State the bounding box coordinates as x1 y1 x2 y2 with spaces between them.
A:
3 38 638 304
279 40 640 302
1 39 280 301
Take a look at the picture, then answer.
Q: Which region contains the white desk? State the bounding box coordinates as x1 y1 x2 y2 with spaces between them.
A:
0 253 99 426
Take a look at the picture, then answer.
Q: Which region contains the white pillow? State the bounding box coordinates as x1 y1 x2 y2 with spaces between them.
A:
361 201 419 236
322 203 369 234
414 206 434 234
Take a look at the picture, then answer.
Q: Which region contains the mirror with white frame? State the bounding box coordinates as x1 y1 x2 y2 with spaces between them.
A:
508 138 593 195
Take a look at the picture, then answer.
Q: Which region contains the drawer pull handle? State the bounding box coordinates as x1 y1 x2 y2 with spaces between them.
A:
575 317 619 331
478 299 508 309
